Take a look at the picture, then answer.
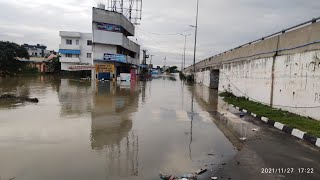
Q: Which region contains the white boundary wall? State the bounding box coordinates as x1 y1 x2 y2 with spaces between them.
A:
219 50 320 120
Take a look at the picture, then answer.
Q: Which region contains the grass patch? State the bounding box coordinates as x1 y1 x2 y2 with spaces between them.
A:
219 92 320 137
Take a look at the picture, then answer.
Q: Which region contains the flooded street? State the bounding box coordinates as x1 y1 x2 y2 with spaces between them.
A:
0 76 237 180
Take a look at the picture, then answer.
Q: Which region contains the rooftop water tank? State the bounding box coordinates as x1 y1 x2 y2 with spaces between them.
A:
97 3 105 10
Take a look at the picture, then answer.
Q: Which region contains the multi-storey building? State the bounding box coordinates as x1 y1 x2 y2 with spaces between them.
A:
91 6 140 80
22 44 52 58
58 5 141 78
58 32 94 71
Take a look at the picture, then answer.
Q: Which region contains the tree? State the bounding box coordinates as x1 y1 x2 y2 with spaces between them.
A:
0 41 29 76
166 66 178 73
47 55 61 73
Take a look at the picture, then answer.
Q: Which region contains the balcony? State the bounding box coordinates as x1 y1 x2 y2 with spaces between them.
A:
122 36 140 54
127 56 139 65
59 44 81 50
60 57 80 63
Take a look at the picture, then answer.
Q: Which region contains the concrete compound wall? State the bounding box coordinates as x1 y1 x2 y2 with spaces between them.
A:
195 70 211 87
186 21 320 120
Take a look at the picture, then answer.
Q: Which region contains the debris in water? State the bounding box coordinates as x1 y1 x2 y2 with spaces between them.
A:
211 177 218 180
239 137 247 141
252 128 258 132
195 168 207 175
208 153 215 156
181 173 197 179
222 163 226 166
240 114 244 118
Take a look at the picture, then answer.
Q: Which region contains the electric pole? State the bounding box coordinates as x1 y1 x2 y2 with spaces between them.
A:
193 0 199 74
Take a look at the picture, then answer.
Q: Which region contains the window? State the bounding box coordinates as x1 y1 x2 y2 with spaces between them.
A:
76 40 79 45
87 53 92 58
75 54 80 58
87 40 92 46
65 54 72 58
66 39 72 45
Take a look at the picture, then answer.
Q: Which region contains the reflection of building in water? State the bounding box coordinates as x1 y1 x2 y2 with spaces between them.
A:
58 79 93 116
193 84 218 112
91 81 142 177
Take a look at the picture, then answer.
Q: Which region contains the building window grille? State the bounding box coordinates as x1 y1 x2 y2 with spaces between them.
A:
75 54 80 58
66 39 72 45
76 40 79 45
87 40 92 46
87 53 92 58
66 54 72 58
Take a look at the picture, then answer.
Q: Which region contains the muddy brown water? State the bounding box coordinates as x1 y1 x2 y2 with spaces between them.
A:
0 76 237 180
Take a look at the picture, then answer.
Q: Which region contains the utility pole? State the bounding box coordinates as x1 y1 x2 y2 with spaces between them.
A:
150 55 154 64
121 0 124 13
193 0 199 74
142 49 148 65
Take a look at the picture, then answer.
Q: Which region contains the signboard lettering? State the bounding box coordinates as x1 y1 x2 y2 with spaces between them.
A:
103 53 127 63
68 65 95 71
95 64 114 73
97 23 122 33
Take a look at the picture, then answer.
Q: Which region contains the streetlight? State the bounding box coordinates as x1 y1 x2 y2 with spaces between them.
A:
150 55 154 64
179 33 191 71
192 0 199 74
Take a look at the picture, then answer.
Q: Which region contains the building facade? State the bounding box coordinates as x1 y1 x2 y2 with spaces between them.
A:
22 44 52 58
58 5 141 78
58 31 94 71
92 7 140 80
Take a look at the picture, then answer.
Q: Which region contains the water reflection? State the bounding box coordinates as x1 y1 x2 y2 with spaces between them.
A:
58 79 92 117
0 76 60 108
0 77 237 180
91 81 143 177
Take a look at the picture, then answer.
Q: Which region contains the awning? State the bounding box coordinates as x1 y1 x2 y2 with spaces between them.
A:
58 49 81 55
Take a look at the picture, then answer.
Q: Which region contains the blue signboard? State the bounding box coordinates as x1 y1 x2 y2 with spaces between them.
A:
103 53 127 63
58 49 81 55
97 23 122 33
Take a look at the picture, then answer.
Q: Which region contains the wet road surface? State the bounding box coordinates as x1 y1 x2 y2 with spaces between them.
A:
0 76 237 180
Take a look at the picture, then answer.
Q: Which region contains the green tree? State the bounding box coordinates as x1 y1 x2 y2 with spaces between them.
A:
47 55 61 73
166 66 178 73
0 41 29 76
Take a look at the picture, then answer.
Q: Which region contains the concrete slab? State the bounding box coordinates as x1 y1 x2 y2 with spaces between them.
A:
291 129 305 139
261 117 269 122
274 122 284 130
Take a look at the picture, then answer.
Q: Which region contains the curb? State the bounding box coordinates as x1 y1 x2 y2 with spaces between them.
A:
230 104 320 148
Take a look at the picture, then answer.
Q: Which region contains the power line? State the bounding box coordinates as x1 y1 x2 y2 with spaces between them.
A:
136 26 193 36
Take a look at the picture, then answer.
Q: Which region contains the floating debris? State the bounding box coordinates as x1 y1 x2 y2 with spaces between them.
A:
211 177 218 180
252 128 258 132
195 168 207 175
208 153 215 156
239 137 247 141
0 94 39 103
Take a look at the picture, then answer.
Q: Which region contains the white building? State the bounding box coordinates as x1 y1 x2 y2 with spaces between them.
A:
58 5 141 79
22 44 52 58
59 32 94 71
92 6 140 80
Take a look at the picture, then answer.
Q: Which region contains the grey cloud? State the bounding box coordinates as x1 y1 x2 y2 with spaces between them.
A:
0 0 319 68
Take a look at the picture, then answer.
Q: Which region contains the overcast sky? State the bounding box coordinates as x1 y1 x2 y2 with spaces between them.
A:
0 0 319 68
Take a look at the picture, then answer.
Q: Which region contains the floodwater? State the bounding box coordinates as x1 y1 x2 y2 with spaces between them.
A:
0 75 237 180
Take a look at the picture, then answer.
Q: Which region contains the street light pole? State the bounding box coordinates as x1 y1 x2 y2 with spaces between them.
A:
183 34 187 70
193 0 199 74
179 34 191 71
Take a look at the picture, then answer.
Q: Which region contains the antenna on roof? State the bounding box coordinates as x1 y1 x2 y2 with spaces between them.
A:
105 0 143 25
